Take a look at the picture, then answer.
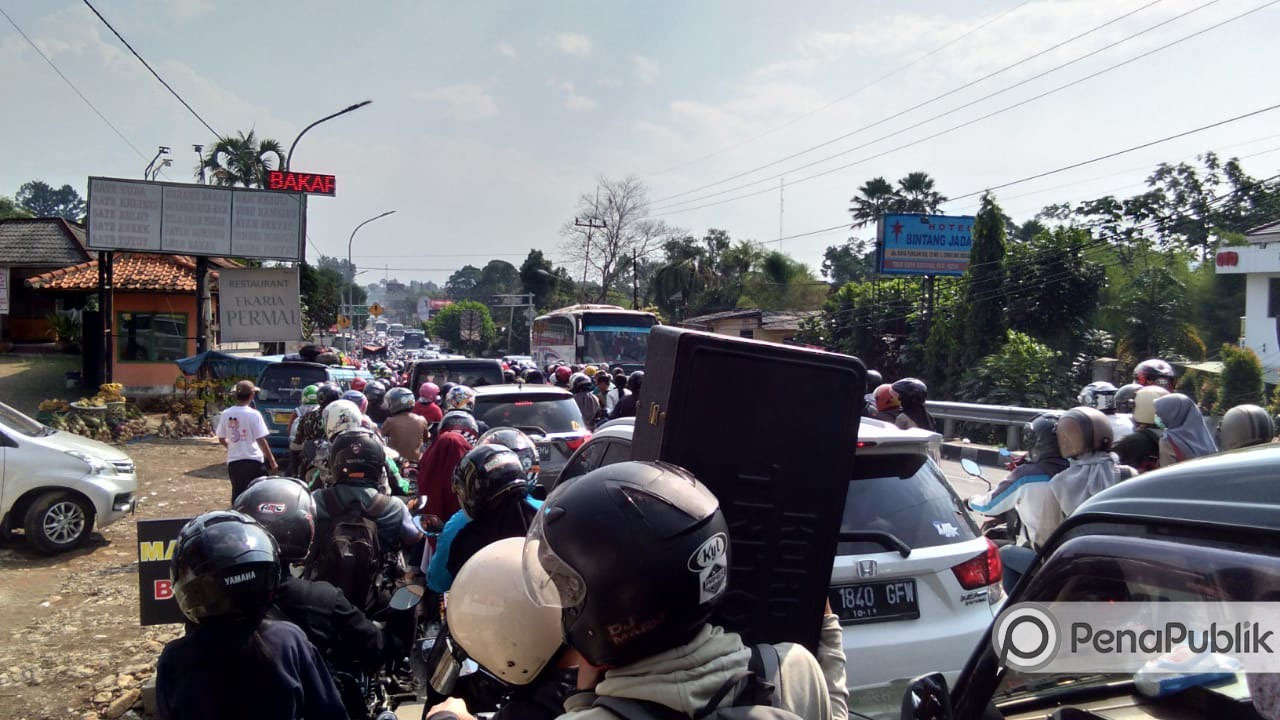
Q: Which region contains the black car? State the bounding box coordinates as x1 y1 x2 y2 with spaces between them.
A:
903 444 1280 720
408 358 504 391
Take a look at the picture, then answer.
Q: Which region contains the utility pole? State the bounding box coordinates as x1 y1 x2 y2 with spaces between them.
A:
779 177 785 254
575 215 606 302
632 251 639 309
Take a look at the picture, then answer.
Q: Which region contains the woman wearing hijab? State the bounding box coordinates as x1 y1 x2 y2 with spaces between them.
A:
1154 393 1218 466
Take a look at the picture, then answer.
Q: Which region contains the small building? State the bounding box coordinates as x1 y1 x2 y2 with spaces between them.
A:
1214 220 1280 382
679 308 818 345
26 253 236 391
0 218 93 343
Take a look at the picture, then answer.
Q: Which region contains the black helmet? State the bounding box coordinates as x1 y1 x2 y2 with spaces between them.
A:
478 427 540 482
452 444 528 519
1022 412 1063 463
1114 383 1141 414
384 387 415 415
170 511 280 624
1134 359 1176 388
364 380 389 407
315 382 343 408
570 373 593 394
1218 404 1275 451
440 410 480 442
891 377 928 408
525 370 545 384
865 369 883 394
627 370 644 393
522 461 729 667
233 477 315 563
329 430 385 486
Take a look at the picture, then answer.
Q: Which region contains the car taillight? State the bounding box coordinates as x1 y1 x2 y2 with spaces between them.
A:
855 441 877 448
951 537 1003 590
564 432 592 451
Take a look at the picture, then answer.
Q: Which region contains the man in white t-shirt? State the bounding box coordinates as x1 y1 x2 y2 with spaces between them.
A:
215 380 277 502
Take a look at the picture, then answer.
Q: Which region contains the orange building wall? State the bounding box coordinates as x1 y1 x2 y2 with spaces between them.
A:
112 292 195 389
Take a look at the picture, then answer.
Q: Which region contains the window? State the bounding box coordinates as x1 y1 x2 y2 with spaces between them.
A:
838 453 978 554
557 439 610 486
117 312 188 363
257 365 328 404
738 329 755 339
1270 278 1280 318
474 395 583 434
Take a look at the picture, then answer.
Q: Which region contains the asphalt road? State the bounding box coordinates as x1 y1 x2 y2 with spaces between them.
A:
938 457 998 504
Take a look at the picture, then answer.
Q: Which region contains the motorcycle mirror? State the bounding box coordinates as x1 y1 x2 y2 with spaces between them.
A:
960 458 982 478
389 584 424 611
900 672 954 720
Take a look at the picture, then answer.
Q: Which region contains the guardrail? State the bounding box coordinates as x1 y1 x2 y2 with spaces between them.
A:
925 400 1053 450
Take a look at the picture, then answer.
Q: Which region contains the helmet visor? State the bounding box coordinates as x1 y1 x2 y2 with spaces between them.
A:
522 509 586 610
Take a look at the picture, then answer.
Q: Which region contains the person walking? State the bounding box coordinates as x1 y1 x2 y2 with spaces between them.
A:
215 380 277 503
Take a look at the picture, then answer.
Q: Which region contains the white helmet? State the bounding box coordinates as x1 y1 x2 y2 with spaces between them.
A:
323 399 364 439
447 537 562 685
1132 385 1170 426
1077 381 1118 413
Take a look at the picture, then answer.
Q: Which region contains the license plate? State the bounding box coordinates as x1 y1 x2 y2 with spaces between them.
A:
272 411 293 425
538 444 551 460
829 579 920 625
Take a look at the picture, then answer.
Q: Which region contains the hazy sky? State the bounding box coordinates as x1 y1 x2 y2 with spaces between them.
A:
2 0 1278 283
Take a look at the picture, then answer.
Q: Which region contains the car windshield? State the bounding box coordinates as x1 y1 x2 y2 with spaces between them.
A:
993 534 1280 706
839 453 977 554
257 365 327 404
0 401 50 437
582 315 653 365
413 363 503 388
474 395 584 434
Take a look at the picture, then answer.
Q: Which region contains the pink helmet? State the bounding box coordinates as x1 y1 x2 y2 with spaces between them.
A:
418 382 440 404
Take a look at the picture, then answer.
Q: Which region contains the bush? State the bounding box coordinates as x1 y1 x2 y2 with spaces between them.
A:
959 330 1072 408
1175 370 1199 403
1213 344 1264 415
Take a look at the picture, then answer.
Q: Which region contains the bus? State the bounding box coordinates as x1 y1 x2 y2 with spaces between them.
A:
531 304 659 373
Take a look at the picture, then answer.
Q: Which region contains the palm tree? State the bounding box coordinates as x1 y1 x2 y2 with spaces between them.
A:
849 177 899 227
197 130 285 188
896 171 947 214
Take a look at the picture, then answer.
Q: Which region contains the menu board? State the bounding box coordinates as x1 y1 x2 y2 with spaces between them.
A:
88 177 304 260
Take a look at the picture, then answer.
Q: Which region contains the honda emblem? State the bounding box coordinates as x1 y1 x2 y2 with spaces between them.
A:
857 559 877 578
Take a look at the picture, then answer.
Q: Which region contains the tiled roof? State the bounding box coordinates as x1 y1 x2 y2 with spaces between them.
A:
0 218 91 266
26 254 223 293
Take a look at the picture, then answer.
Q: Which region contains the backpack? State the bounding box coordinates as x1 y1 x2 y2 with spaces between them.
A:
312 490 394 612
592 644 804 720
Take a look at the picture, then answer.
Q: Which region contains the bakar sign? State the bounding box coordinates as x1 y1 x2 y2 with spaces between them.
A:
267 170 336 196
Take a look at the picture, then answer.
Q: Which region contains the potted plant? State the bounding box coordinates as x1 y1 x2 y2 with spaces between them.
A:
46 313 81 353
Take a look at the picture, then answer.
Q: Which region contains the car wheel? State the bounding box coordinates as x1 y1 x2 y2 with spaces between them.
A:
24 492 95 554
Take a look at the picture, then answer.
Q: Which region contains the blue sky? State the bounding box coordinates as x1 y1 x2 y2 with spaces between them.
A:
2 0 1278 283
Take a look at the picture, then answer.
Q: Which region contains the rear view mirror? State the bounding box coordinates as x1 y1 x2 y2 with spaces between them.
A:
960 458 982 478
901 672 954 720
389 584 424 611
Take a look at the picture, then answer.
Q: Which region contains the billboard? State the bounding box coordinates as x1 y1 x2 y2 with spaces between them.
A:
876 213 974 276
137 517 193 625
218 267 303 342
87 177 306 261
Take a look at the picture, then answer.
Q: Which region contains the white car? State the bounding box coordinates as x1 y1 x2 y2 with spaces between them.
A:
555 417 1003 717
0 401 138 553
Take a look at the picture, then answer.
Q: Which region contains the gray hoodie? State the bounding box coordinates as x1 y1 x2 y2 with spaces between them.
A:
560 616 849 719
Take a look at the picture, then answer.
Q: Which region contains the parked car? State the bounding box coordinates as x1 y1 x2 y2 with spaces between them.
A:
902 444 1280 720
471 384 590 489
408 358 505 393
255 361 372 457
0 401 137 553
554 416 1002 712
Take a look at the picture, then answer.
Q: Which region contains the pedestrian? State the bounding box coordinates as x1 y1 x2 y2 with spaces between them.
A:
1154 393 1218 466
569 373 601 430
608 371 642 420
215 380 276 503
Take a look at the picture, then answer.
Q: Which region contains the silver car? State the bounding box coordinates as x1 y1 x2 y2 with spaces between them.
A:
471 384 592 490
0 401 137 553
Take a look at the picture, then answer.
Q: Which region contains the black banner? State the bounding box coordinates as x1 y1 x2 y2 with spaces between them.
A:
137 517 194 626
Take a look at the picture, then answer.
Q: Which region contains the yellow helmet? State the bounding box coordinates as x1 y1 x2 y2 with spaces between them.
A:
583 365 598 377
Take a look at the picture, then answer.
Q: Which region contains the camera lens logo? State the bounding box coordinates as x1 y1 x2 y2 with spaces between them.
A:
991 603 1061 671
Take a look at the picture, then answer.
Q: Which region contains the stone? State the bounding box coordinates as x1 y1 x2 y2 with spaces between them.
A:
94 675 117 691
105 688 140 719
116 673 133 688
93 691 112 703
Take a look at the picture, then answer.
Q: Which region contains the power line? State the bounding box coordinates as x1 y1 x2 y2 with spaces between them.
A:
644 0 1037 178
80 0 220 138
0 6 149 162
649 0 1173 206
648 2 1280 219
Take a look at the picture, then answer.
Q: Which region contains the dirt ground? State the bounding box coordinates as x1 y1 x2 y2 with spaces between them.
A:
0 355 81 416
0 436 233 720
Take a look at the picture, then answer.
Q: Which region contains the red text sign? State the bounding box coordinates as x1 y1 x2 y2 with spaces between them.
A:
153 579 173 600
267 170 336 196
1216 251 1239 267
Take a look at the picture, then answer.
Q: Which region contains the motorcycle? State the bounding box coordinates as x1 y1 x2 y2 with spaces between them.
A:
959 456 1023 546
414 600 507 717
332 584 425 720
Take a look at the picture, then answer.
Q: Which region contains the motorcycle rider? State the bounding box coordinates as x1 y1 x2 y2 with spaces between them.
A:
519 461 849 720
569 372 601 430
382 387 431 464
608 371 643 420
342 389 369 414
862 370 884 418
1134 358 1177 389
293 382 344 480
553 365 572 389
156 510 346 720
427 444 542 593
1218 404 1276 450
967 412 1069 551
1113 382 1142 414
593 371 615 416
1155 392 1218 466
871 383 902 424
364 379 390 425
891 377 934 431
477 427 541 485
287 384 320 475
233 477 403 671
312 430 423 566
418 411 481 536
1078 381 1131 440
1112 386 1168 472
1050 406 1134 518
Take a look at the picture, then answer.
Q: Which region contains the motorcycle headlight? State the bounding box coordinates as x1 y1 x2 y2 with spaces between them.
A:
65 450 113 475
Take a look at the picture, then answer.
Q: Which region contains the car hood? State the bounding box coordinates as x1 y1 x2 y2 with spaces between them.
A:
40 430 133 463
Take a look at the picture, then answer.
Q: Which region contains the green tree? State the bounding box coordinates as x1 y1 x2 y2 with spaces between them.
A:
959 330 1072 408
737 251 826 311
0 195 31 219
197 130 285 187
519 250 557 308
849 177 897 228
1214 344 1264 415
958 193 1006 371
474 260 521 303
445 265 483 300
427 300 497 354
15 181 85 220
821 238 875 286
802 279 922 378
895 172 947 214
1003 227 1106 357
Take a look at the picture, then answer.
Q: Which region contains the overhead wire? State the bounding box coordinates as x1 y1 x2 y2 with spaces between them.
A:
649 0 1175 205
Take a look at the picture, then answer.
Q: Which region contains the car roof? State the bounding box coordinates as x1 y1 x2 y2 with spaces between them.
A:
569 415 938 448
472 383 572 398
413 358 502 367
1071 443 1280 533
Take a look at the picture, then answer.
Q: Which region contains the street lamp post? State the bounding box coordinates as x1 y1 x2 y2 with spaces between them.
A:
286 100 372 171
346 210 396 329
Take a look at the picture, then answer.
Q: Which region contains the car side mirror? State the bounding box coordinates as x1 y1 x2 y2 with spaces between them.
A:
960 458 982 478
901 672 954 720
389 584 424 611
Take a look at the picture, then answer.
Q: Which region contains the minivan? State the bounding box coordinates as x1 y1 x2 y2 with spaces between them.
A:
255 361 373 457
408 359 505 393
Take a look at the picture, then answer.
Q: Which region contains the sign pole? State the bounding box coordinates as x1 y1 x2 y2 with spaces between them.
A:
195 256 209 353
